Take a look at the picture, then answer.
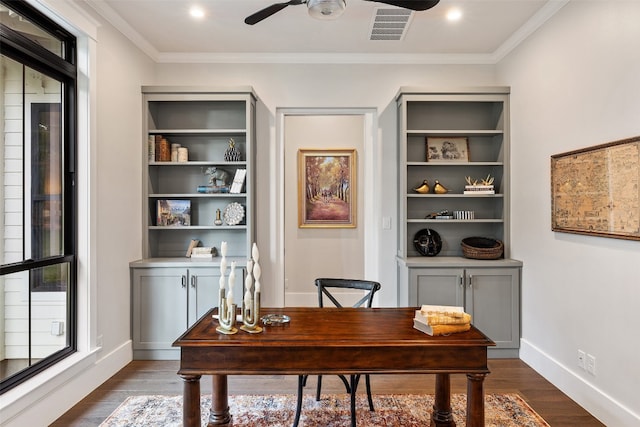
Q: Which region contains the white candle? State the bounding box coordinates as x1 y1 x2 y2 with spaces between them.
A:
253 262 261 293
244 288 252 310
252 242 259 263
228 261 236 306
221 241 228 257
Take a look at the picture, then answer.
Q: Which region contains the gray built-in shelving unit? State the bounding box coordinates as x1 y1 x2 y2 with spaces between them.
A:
130 87 256 359
396 87 522 357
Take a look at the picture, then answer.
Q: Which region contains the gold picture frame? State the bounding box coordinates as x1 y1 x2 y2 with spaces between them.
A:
551 135 640 241
298 149 357 228
426 137 470 162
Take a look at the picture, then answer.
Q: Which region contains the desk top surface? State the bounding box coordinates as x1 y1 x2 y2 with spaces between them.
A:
173 307 495 349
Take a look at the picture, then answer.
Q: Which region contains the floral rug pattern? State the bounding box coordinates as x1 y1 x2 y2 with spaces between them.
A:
100 393 549 427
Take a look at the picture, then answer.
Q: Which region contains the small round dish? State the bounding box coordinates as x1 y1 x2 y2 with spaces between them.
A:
261 313 290 326
223 202 245 226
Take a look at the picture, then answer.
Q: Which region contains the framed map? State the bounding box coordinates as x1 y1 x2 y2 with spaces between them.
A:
551 136 640 241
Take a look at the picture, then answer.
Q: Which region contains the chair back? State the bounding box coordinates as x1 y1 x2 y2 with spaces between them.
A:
315 278 381 308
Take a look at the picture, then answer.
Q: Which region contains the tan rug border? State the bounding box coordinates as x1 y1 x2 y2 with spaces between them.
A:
101 392 550 426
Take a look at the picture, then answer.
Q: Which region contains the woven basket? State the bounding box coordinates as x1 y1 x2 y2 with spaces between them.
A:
461 237 504 260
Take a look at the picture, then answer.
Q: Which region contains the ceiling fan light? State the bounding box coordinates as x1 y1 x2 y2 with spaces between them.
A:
307 0 346 20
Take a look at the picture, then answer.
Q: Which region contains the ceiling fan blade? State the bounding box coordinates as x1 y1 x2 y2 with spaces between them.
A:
244 1 305 25
366 0 440 11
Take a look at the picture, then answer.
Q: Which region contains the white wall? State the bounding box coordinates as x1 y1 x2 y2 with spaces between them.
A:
155 63 498 307
283 114 365 305
12 1 640 426
1 1 155 425
498 1 640 425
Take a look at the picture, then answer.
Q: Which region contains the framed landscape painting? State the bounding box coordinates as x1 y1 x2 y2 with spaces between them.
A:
298 149 357 228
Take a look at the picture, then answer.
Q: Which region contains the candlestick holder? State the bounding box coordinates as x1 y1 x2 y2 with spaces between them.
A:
241 247 263 333
216 243 238 335
216 297 238 335
240 291 262 333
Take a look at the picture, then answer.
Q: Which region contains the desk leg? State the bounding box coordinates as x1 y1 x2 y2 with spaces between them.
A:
180 374 201 427
431 373 455 427
466 373 487 427
208 374 232 426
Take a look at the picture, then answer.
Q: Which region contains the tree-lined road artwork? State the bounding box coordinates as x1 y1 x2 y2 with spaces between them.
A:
303 154 352 223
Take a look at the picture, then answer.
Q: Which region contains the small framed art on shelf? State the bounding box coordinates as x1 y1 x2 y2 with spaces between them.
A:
156 199 191 226
426 137 469 162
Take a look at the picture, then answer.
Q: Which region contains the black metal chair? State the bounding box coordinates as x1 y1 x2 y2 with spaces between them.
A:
293 278 382 427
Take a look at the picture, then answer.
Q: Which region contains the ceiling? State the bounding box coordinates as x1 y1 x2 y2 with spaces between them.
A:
83 0 569 64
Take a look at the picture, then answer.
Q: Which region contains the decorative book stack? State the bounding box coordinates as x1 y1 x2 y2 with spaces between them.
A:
463 185 495 195
413 305 471 336
190 247 216 258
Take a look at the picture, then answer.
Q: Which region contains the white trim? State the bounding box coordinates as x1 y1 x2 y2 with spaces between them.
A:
275 108 378 306
520 338 640 427
80 0 568 65
1 341 132 427
492 0 571 63
83 0 158 60
158 52 499 65
29 0 100 41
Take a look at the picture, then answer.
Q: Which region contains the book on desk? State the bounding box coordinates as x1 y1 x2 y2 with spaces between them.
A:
413 305 472 336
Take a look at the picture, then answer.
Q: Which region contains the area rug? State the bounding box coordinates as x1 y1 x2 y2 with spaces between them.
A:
100 393 549 427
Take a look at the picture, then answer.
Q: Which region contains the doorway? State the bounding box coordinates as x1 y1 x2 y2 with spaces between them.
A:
275 109 378 306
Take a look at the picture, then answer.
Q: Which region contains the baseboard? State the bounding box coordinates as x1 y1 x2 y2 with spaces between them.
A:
520 338 640 426
2 340 133 427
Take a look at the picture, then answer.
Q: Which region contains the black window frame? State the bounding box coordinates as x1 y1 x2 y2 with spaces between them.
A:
0 0 77 394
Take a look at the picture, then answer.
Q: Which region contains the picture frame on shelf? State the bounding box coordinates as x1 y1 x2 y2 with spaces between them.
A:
426 137 469 162
156 199 191 226
298 148 357 228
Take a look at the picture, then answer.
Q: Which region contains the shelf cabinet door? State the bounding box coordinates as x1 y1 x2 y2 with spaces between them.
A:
407 265 520 352
410 268 465 307
187 267 220 326
132 268 188 352
465 268 520 349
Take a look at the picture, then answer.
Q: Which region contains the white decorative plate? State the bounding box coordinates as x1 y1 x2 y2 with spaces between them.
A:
223 202 244 226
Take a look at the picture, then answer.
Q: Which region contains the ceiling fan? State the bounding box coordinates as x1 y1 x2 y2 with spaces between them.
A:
244 0 440 25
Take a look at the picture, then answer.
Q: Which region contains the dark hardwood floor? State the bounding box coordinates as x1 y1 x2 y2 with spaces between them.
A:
50 359 605 426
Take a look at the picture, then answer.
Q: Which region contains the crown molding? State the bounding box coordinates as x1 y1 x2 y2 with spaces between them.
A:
83 0 569 66
83 0 159 61
155 51 497 65
492 0 570 63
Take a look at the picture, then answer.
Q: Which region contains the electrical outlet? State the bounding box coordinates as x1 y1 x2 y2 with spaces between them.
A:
586 354 596 375
577 350 586 370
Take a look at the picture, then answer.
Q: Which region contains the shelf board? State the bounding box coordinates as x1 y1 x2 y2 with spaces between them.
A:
407 193 503 198
149 225 247 230
149 193 246 198
149 129 246 135
407 219 503 223
406 130 504 136
407 161 503 166
149 161 246 166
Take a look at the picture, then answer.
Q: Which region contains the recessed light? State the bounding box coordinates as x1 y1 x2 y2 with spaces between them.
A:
446 7 462 22
189 5 205 19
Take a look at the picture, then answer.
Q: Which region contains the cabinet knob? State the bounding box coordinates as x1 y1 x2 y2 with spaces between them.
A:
191 275 196 288
468 275 473 287
181 275 187 288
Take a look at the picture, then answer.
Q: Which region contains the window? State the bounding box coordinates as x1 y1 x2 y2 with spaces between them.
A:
0 0 77 393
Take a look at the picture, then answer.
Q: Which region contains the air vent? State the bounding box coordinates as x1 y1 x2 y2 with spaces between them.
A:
369 8 413 41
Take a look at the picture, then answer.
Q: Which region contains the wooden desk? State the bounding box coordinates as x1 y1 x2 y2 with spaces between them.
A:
173 307 495 427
